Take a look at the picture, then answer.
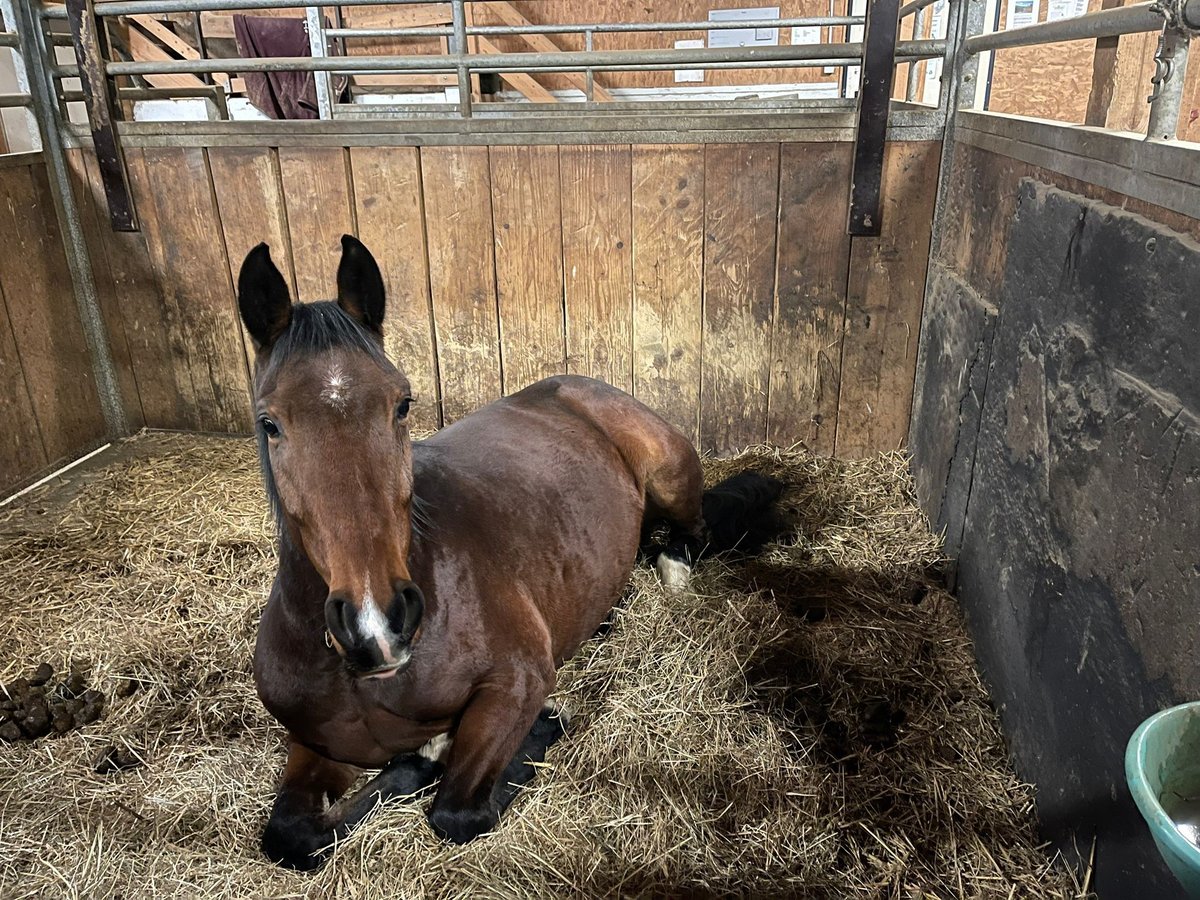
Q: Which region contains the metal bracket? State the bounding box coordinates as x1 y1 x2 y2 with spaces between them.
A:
848 0 902 236
66 0 137 231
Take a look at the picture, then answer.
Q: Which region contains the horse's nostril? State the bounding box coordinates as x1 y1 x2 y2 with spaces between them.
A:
324 595 355 651
390 580 424 639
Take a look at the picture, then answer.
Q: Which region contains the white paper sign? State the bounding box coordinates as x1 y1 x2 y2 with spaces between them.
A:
1046 0 1086 20
844 0 866 97
708 7 781 48
1006 0 1040 29
791 26 821 45
674 39 705 82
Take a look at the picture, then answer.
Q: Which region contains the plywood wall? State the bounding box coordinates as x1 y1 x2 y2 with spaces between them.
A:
985 0 1200 141
68 139 939 458
0 155 109 495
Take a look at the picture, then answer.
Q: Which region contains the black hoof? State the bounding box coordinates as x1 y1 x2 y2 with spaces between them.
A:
261 818 333 871
428 801 499 845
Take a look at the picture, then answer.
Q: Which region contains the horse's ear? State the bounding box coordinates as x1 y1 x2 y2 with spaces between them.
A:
237 243 292 350
336 234 385 335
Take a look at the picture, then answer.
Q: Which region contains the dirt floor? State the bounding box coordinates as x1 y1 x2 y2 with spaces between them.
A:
0 432 1086 898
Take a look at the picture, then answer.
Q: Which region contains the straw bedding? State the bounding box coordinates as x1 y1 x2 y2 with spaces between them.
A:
0 433 1084 899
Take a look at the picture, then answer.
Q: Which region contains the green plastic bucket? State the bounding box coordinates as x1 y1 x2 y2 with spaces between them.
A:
1127 701 1200 898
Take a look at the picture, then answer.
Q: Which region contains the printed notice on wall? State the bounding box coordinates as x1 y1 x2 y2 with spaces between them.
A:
674 39 705 82
1046 0 1086 20
1005 0 1040 29
791 25 821 45
708 7 781 48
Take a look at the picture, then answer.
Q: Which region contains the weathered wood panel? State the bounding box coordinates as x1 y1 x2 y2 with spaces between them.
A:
700 142 780 454
631 143 703 444
66 149 146 430
127 148 252 432
420 145 502 422
560 144 633 392
835 141 939 458
279 147 355 303
209 147 293 375
489 144 566 394
350 146 442 431
0 163 107 463
0 276 49 483
769 142 852 453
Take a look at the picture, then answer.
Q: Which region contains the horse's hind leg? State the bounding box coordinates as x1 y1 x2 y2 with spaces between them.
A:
262 738 443 870
645 442 706 593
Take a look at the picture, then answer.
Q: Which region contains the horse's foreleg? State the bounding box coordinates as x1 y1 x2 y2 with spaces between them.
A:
261 740 360 870
427 679 556 844
263 738 444 869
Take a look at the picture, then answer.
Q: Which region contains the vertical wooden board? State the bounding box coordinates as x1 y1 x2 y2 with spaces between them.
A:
489 144 566 395
769 142 852 455
0 278 49 487
129 147 252 432
85 150 189 429
560 144 633 393
836 141 940 458
66 148 146 430
351 146 441 433
420 146 502 423
0 164 107 461
280 148 355 303
209 147 294 377
631 144 703 445
700 142 780 455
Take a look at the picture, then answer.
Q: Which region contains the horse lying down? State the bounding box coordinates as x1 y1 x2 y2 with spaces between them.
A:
237 235 783 869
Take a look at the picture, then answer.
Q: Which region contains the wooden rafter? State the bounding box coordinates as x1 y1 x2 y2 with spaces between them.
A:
482 1 613 101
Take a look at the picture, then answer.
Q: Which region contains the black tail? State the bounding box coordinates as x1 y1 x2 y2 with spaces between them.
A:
660 470 786 567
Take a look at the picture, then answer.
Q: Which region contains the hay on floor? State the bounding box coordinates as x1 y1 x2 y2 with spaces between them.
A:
0 433 1085 898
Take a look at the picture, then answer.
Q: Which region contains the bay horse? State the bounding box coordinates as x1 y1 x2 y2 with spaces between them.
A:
238 236 781 869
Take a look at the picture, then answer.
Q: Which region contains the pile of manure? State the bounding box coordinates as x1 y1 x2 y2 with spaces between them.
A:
0 432 1086 898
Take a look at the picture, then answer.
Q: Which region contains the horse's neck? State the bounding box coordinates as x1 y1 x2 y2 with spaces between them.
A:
274 526 327 612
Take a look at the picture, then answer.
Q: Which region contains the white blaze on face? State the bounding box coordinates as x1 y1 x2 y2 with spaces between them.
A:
359 576 399 666
321 363 351 411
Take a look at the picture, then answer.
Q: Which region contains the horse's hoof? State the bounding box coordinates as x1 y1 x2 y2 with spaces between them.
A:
261 820 332 871
428 802 498 845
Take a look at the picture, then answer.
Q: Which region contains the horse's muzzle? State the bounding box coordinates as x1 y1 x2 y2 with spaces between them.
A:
324 580 425 677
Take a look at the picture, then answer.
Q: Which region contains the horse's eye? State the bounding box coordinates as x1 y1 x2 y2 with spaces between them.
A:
259 416 281 438
396 398 412 421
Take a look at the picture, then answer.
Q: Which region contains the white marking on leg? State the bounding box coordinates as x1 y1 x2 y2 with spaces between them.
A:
321 363 351 411
358 577 398 665
543 698 571 726
657 554 692 593
418 732 452 763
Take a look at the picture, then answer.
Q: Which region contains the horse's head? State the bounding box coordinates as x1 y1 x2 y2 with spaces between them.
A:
238 236 423 681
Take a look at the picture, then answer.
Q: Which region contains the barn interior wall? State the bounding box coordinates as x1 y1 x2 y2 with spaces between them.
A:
909 134 1200 896
59 138 940 465
0 153 109 495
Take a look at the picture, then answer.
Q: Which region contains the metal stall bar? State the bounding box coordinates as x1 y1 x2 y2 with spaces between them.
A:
104 39 947 77
306 6 334 119
962 0 1184 51
0 91 33 105
899 0 941 17
66 0 137 229
1146 29 1191 140
6 0 128 437
91 0 536 14
905 5 926 100
450 0 470 117
0 2 37 146
848 0 902 234
327 16 865 39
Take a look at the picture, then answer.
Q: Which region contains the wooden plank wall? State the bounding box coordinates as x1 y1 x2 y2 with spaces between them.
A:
0 155 109 494
64 140 939 458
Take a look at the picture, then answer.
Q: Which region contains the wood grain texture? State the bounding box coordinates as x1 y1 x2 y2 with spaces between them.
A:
700 142 780 455
0 275 49 489
351 146 442 432
208 147 293 375
66 148 146 430
279 147 355 303
836 141 940 458
420 145 502 423
0 163 107 462
631 143 703 445
560 144 633 392
127 147 252 432
770 142 852 454
489 144 566 394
